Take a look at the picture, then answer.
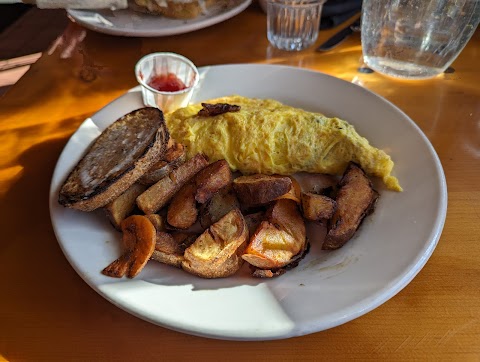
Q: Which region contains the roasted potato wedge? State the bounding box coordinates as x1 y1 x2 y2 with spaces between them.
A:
199 185 240 229
182 208 248 278
275 176 302 203
151 232 198 268
167 159 233 229
194 159 233 204
301 192 337 221
242 199 306 270
151 232 183 267
167 182 198 229
251 241 310 278
322 163 379 250
293 173 338 194
145 214 166 232
233 174 292 205
103 183 148 230
139 141 186 185
244 211 265 237
136 153 209 214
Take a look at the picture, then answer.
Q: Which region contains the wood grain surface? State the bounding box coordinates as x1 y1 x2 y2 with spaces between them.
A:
1 2 479 360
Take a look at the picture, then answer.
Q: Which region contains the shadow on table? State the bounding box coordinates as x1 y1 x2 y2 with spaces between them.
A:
0 136 171 359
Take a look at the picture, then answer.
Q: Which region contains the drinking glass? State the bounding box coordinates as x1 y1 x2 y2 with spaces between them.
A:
267 0 326 51
361 0 480 79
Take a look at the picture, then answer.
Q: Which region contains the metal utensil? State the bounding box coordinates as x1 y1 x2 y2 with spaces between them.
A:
316 18 361 51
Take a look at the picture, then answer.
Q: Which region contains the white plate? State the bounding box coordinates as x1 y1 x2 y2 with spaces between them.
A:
49 64 447 340
67 0 251 37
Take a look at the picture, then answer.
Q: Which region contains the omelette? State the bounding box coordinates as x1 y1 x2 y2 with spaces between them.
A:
165 96 402 191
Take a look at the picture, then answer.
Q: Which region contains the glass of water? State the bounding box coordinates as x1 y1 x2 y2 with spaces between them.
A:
361 0 480 79
267 0 326 51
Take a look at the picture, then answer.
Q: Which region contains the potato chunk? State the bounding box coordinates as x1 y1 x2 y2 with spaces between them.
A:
322 163 379 250
167 182 198 229
182 209 248 278
103 183 148 230
242 199 306 270
150 232 196 268
199 185 240 229
136 153 208 214
139 141 186 185
301 192 337 221
194 159 233 204
233 174 292 206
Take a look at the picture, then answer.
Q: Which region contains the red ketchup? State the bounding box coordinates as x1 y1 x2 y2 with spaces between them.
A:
148 73 187 92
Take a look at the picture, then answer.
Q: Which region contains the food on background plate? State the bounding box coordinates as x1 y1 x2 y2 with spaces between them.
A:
58 108 170 212
130 0 234 19
165 95 402 191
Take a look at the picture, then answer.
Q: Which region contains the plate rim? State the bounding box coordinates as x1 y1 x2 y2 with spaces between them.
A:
49 63 448 340
67 0 252 37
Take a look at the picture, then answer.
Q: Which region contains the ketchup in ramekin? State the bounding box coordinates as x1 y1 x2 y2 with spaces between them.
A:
135 52 199 113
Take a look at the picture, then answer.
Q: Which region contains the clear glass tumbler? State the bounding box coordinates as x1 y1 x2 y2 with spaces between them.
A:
361 0 480 79
267 0 326 51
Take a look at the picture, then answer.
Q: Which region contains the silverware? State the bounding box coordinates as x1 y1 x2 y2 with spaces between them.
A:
316 18 361 52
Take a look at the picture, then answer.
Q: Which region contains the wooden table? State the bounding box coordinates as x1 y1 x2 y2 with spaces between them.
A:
1 3 479 360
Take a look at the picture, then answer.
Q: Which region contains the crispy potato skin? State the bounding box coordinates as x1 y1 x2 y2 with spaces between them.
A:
139 142 186 185
167 159 234 229
104 183 148 230
244 211 265 237
145 214 165 232
267 199 306 244
233 174 292 205
242 199 306 270
167 182 198 229
301 192 337 221
322 163 379 250
151 232 185 268
194 159 233 204
199 185 240 229
275 176 302 203
151 232 198 268
182 209 248 278
250 241 310 278
136 153 208 214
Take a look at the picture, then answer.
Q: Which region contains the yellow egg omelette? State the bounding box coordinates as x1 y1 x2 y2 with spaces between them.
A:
165 95 402 191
